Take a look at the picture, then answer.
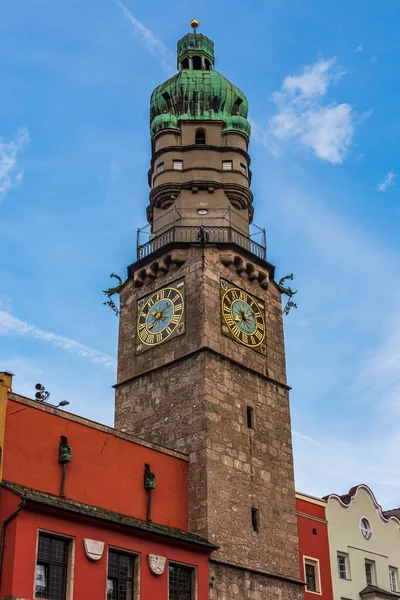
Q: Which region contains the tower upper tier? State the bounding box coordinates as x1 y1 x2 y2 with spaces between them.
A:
150 32 251 140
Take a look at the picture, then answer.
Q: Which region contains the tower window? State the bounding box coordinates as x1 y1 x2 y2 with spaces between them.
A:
182 57 189 69
251 507 260 532
173 160 183 170
195 129 206 144
157 162 164 173
192 55 202 70
205 59 211 70
162 91 172 110
246 406 254 429
232 97 243 115
222 161 233 170
240 163 247 174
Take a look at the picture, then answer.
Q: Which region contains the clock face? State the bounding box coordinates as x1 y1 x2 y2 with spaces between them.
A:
136 280 185 352
221 279 266 353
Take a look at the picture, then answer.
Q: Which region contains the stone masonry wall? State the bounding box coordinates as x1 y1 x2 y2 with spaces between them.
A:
115 245 302 597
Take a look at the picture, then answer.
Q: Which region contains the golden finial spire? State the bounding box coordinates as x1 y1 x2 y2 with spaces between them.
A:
190 19 199 32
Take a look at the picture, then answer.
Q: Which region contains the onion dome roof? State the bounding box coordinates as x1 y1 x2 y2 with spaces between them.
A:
150 28 251 140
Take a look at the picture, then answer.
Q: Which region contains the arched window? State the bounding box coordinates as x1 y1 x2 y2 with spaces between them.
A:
232 97 243 115
192 56 202 70
182 58 189 69
204 59 211 70
195 129 206 144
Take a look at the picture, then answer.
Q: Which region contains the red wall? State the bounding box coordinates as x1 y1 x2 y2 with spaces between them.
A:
3 398 188 530
0 490 210 600
296 497 333 600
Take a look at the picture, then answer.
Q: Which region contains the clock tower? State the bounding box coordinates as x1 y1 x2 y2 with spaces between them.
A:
115 22 303 600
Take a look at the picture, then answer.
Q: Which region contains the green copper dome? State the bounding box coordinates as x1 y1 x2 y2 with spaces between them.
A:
150 31 251 140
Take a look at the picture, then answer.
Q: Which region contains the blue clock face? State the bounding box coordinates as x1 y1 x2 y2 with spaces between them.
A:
221 282 266 349
137 284 184 347
145 299 174 333
230 299 257 335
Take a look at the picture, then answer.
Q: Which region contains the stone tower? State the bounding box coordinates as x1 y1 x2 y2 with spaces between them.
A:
115 23 303 600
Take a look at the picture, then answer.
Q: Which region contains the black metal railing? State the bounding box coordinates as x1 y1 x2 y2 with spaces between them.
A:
137 225 266 260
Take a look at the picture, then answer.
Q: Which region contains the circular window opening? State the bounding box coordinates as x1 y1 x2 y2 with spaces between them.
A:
360 517 372 540
197 208 208 215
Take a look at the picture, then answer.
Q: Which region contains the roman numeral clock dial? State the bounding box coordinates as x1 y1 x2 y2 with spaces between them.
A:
221 279 266 355
136 279 185 353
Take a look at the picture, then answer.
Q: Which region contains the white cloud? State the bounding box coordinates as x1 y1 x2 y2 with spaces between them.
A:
377 170 396 192
113 0 175 73
355 44 363 53
0 127 30 201
0 309 116 369
268 58 355 164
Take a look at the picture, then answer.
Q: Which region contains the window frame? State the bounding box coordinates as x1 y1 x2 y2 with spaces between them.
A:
106 547 138 600
173 160 183 171
365 560 376 586
360 517 372 541
34 530 75 600
222 160 233 171
389 567 398 592
168 560 196 600
303 556 322 595
337 552 350 580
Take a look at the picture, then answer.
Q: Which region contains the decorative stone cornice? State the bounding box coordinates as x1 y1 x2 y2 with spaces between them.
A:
132 252 187 288
219 252 269 289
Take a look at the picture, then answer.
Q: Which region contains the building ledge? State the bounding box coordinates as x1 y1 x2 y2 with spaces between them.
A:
1 480 218 551
360 585 400 599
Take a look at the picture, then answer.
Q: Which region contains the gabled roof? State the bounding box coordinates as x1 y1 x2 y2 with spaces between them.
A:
323 484 400 527
1 480 218 550
360 585 400 599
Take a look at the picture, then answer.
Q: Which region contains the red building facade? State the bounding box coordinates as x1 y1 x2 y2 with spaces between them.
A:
0 372 216 600
296 492 333 600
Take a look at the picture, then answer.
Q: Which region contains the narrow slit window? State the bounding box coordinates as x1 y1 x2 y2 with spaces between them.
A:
173 160 183 170
251 507 260 532
390 567 398 592
222 160 233 171
157 162 164 173
240 163 247 174
246 406 254 429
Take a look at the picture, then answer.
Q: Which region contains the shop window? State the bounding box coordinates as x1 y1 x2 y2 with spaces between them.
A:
173 160 183 170
169 562 194 600
35 533 70 600
107 550 134 600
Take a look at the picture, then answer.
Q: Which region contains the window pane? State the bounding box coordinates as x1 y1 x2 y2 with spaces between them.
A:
119 579 133 600
169 564 193 600
305 563 316 591
51 538 68 564
108 551 119 577
38 536 51 562
119 554 133 578
107 579 116 600
35 563 48 597
48 564 66 600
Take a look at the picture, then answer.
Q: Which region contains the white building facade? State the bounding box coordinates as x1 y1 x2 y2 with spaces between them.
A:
325 485 400 600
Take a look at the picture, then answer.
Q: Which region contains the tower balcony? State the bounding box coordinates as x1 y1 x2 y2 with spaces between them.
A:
137 208 266 261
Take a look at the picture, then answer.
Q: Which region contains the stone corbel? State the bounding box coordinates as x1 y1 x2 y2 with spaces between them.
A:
219 252 269 289
133 253 187 287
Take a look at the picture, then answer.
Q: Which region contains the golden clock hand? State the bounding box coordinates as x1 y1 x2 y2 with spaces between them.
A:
148 323 154 330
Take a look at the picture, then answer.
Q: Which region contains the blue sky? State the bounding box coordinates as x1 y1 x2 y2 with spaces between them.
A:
1 0 400 508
